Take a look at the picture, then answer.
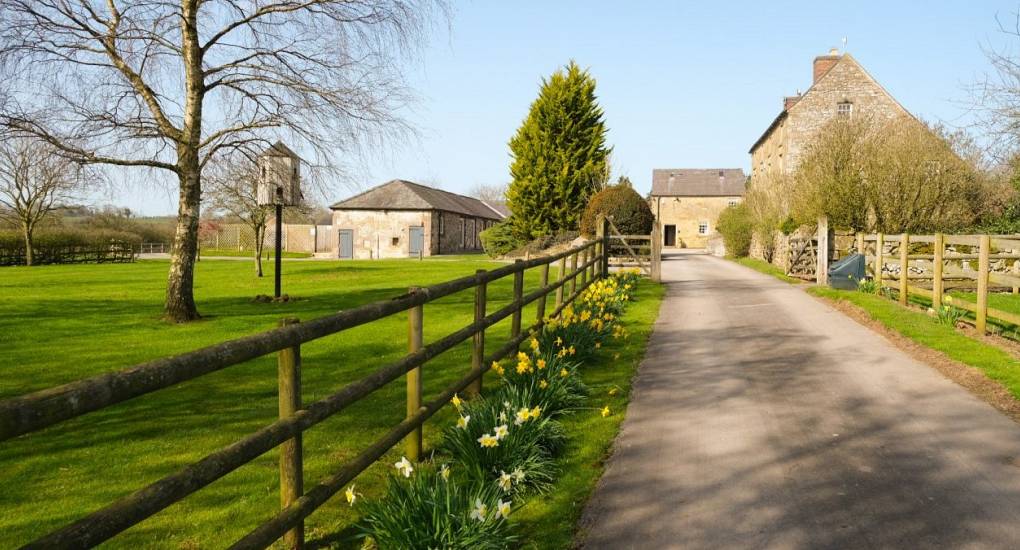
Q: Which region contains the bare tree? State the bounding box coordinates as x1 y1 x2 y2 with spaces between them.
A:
0 0 446 321
205 156 269 276
0 139 87 265
468 182 508 204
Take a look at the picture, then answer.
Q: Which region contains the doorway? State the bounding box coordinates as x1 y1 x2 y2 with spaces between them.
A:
338 229 353 259
409 226 425 256
664 225 676 247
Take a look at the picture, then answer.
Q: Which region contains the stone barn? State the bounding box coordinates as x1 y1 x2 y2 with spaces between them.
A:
649 168 747 249
329 179 505 259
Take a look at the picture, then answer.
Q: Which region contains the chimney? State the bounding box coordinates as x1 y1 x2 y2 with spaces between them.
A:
718 170 725 184
783 95 801 111
813 48 841 83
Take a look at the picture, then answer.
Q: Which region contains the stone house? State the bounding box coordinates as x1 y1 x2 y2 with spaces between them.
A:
329 180 505 259
749 49 913 178
649 168 747 249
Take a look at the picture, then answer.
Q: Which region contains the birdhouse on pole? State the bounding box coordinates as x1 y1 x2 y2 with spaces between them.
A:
256 141 302 207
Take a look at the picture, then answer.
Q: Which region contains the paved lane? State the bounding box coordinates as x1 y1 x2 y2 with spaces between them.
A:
580 251 1020 549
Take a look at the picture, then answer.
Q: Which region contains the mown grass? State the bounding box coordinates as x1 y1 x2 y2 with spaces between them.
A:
0 257 661 549
198 247 312 258
731 257 802 284
809 287 1020 400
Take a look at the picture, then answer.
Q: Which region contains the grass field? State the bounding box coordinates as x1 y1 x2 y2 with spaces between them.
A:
198 247 312 258
0 257 662 548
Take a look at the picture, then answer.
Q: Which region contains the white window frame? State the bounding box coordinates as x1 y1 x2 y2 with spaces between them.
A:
698 221 709 235
728 199 739 207
837 102 853 117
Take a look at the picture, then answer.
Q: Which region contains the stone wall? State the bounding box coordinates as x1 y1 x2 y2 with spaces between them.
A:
651 195 742 249
331 209 432 259
433 211 496 255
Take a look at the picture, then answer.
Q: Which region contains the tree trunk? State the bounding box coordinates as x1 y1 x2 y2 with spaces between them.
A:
165 160 202 322
254 224 265 277
22 221 34 267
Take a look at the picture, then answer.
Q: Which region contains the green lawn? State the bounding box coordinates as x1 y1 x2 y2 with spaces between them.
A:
810 287 1020 400
0 258 661 548
731 257 802 284
199 247 312 258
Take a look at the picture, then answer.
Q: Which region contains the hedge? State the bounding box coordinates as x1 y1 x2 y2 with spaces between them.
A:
0 229 141 266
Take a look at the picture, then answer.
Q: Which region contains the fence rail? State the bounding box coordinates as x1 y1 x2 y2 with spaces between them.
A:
605 220 661 282
1 218 619 549
857 232 1020 334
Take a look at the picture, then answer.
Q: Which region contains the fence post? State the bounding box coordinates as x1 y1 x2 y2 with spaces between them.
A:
579 248 588 288
555 256 566 309
651 221 662 282
1013 257 1019 295
856 232 865 255
569 253 578 296
899 233 909 306
511 260 524 344
601 217 611 276
816 216 829 286
277 317 303 550
406 288 424 460
874 233 884 293
933 233 945 311
595 214 606 279
537 263 550 323
977 235 990 334
469 270 486 396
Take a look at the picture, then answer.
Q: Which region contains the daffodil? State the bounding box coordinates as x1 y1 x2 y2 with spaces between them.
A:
601 406 610 418
530 406 541 418
451 393 462 409
498 470 513 492
494 424 509 439
471 499 488 521
457 414 470 429
515 407 531 424
440 464 450 481
536 358 546 370
478 433 499 448
530 337 540 351
595 342 601 349
498 411 508 423
560 367 569 378
539 379 548 389
511 467 525 483
555 336 563 346
345 484 358 506
497 499 511 518
568 345 576 356
608 387 618 396
394 456 414 477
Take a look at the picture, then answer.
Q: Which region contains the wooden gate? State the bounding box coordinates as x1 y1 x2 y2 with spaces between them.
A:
603 217 662 282
787 237 818 279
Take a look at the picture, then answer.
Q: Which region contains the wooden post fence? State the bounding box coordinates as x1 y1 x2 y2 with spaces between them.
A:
899 233 909 306
511 259 524 345
932 233 944 310
469 270 486 396
277 318 303 550
816 216 829 286
651 220 662 283
406 290 424 460
874 233 884 293
977 235 990 334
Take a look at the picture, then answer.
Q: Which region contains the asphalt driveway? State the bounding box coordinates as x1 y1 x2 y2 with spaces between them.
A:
580 251 1020 549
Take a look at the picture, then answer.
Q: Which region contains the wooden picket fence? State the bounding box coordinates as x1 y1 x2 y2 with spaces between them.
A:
0 222 616 549
856 232 1020 334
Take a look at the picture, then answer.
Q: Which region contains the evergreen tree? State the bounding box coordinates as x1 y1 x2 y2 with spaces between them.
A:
507 61 610 239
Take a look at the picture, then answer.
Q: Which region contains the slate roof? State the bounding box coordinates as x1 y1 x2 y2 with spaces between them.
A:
482 201 511 218
330 180 504 220
650 169 747 197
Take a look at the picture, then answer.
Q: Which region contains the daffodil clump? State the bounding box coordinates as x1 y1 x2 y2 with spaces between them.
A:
490 345 589 416
440 392 566 496
928 295 967 327
357 464 516 549
537 271 638 362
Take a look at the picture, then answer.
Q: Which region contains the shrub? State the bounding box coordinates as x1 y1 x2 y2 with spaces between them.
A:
715 203 753 257
479 219 523 258
441 395 565 496
357 465 517 549
0 229 141 266
580 184 654 237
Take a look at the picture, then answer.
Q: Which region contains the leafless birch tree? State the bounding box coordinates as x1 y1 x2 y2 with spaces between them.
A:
205 155 269 276
0 0 446 321
0 139 88 266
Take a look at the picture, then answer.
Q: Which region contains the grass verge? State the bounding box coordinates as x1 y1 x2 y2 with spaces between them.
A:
198 247 312 258
731 257 802 284
810 287 1020 400
513 281 664 549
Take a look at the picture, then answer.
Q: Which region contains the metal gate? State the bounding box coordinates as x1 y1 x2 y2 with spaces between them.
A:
409 226 424 257
338 229 353 259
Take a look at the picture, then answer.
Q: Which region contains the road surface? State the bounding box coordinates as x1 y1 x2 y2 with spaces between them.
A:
581 251 1020 549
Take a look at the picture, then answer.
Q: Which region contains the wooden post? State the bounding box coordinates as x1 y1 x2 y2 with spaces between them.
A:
899 233 909 306
977 235 990 334
580 248 588 287
537 263 550 323
406 288 423 461
651 221 662 282
555 256 566 308
511 260 524 343
816 216 829 286
874 233 884 293
933 233 945 311
602 217 611 276
569 253 578 296
277 318 303 550
856 232 865 255
469 271 486 396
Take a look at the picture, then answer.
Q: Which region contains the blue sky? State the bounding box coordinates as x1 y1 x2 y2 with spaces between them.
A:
116 1 1020 215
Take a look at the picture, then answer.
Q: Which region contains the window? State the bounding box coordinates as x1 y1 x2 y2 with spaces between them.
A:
698 222 709 235
439 214 445 236
391 237 399 246
461 219 466 247
837 102 853 117
728 199 739 207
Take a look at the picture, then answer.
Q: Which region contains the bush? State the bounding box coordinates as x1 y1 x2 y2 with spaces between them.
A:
0 229 141 266
715 203 753 258
479 219 523 258
358 464 517 549
580 184 654 237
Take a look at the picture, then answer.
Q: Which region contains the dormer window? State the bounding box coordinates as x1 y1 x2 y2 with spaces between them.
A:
837 102 853 117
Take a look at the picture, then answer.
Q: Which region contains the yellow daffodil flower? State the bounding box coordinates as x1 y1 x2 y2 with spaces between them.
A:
498 470 513 492
536 358 546 370
457 414 470 429
394 456 414 477
560 368 569 378
345 484 358 506
539 379 548 389
471 499 488 521
601 406 610 418
451 393 462 409
478 433 499 448
440 464 450 481
494 424 509 439
497 499 511 519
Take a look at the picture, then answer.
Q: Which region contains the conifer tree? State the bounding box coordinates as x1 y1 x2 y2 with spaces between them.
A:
507 62 610 239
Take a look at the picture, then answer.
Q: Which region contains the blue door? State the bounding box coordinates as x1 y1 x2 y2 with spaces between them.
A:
409 226 424 256
338 229 353 259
